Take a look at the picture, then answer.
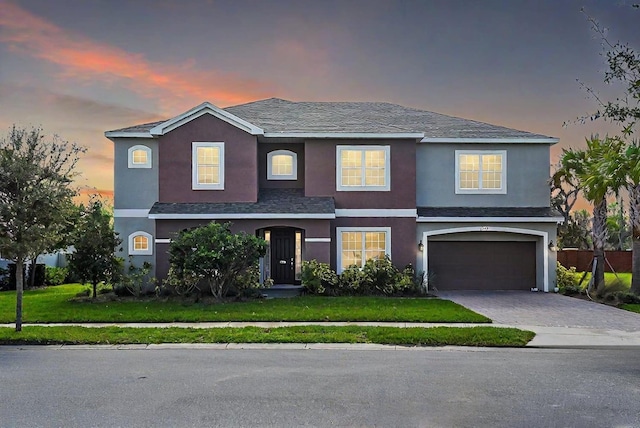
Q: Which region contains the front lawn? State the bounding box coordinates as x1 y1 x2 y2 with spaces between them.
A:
620 304 640 314
0 284 490 323
0 325 532 347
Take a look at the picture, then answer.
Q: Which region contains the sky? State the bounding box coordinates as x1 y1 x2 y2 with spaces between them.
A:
0 0 638 205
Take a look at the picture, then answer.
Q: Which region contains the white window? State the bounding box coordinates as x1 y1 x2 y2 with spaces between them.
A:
192 142 224 190
336 146 390 191
267 150 297 180
128 231 153 256
455 150 507 194
336 227 391 272
127 145 152 168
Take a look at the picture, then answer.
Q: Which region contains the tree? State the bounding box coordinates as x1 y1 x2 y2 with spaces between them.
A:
67 198 122 299
578 7 640 136
0 126 84 331
551 161 581 246
556 135 625 292
168 222 267 300
561 209 592 250
605 199 632 250
604 140 640 294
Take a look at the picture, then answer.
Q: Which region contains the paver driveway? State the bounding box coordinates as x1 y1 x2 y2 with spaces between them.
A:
437 291 640 332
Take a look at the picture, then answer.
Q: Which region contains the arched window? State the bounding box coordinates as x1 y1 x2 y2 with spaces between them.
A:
128 145 152 168
128 231 153 255
267 150 297 180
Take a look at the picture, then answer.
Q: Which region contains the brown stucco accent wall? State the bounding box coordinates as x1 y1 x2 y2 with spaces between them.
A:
304 139 416 209
158 114 258 203
258 143 305 189
331 217 417 271
154 218 331 279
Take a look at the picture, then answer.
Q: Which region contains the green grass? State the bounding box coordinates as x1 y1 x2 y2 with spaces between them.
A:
575 272 632 290
0 325 533 347
620 304 640 314
0 284 490 323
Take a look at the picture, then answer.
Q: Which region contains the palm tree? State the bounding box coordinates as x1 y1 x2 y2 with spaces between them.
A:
557 135 625 293
605 139 640 294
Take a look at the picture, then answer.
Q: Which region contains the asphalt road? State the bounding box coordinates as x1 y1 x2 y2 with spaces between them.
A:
1 346 639 427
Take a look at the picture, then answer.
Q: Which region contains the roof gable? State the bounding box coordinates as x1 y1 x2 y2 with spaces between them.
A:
150 102 263 136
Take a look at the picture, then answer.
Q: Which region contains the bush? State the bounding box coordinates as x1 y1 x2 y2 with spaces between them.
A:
302 257 419 297
338 264 365 295
556 262 583 295
45 266 68 286
301 260 338 295
113 260 153 297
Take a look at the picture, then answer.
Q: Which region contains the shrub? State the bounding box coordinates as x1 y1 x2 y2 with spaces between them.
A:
556 262 583 295
362 255 398 295
338 264 366 295
45 266 68 286
113 260 153 297
301 260 338 295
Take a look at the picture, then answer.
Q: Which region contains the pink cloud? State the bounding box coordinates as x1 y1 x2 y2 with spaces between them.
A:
0 0 275 113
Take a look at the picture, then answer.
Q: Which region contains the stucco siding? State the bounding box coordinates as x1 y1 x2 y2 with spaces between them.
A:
114 216 156 281
305 139 416 209
112 137 159 210
258 143 305 189
158 114 258 203
416 143 551 207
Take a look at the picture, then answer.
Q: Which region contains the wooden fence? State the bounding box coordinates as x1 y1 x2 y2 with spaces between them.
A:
557 249 632 272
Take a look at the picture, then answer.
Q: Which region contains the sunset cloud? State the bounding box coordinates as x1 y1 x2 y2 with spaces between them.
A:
0 0 275 113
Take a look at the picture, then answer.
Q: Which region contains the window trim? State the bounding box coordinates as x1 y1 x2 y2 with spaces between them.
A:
128 231 153 256
267 149 297 180
455 150 507 194
192 142 225 190
336 145 391 191
127 145 152 169
336 226 391 273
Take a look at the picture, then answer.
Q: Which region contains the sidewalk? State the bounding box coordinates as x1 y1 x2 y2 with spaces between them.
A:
2 321 640 348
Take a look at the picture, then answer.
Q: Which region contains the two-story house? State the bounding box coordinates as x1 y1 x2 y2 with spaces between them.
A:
106 98 562 292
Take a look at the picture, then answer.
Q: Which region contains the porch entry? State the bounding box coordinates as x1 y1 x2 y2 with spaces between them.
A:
261 227 303 285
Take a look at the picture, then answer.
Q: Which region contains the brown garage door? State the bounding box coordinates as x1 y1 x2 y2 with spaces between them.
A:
428 241 536 291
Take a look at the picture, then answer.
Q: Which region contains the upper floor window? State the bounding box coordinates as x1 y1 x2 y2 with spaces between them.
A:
127 145 152 168
192 142 224 190
336 227 391 272
128 231 153 256
336 145 390 191
267 150 297 180
455 150 507 194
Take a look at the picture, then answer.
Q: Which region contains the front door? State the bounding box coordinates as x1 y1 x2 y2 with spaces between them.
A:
270 228 296 284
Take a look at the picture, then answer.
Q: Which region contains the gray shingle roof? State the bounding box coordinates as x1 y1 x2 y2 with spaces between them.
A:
225 98 552 139
149 188 335 215
108 98 555 139
417 207 562 218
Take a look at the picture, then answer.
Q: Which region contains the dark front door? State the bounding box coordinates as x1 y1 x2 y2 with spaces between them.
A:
271 228 296 284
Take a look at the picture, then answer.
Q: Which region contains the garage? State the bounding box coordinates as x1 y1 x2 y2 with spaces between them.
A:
427 241 536 291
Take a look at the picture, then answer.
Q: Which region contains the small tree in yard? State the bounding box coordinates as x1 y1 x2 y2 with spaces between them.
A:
168 222 267 300
67 198 122 299
0 126 84 331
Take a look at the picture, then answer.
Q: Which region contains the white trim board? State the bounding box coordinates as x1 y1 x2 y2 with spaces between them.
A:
336 209 416 218
417 216 564 223
155 239 171 244
114 209 150 218
420 137 559 144
148 213 336 220
150 102 263 136
304 237 331 243
264 132 423 139
421 226 550 293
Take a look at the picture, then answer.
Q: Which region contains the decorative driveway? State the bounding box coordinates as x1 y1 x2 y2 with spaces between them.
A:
437 291 640 332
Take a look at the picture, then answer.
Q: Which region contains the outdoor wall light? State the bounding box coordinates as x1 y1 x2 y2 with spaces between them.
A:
548 241 557 252
418 240 424 252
